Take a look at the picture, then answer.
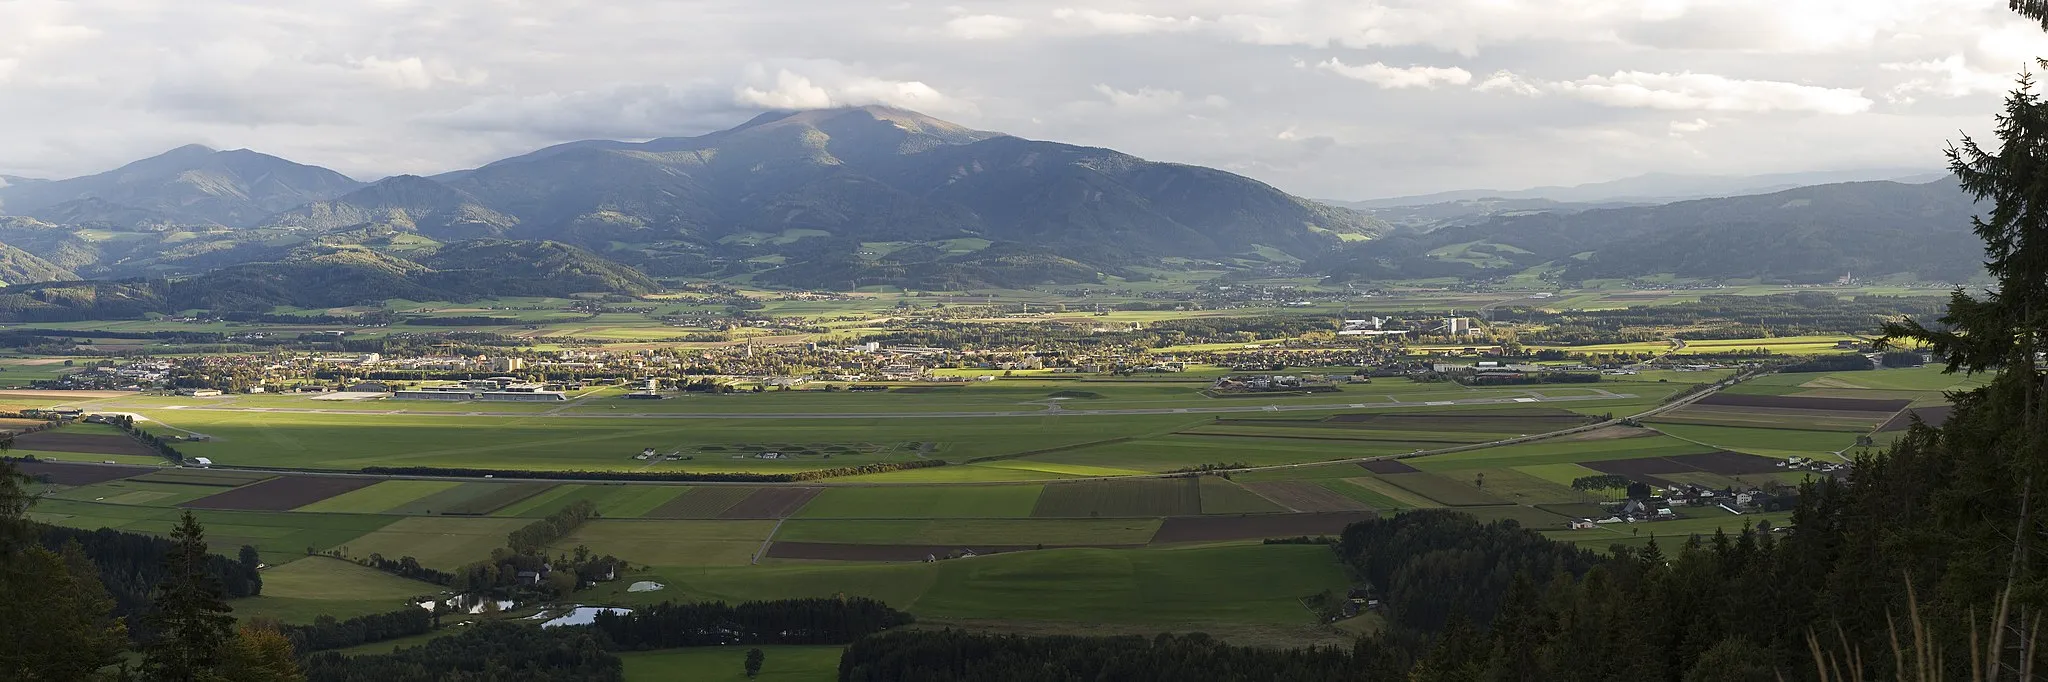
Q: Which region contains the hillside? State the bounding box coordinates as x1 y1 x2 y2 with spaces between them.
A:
447 106 1378 281
1318 179 1985 284
0 107 1376 291
0 145 363 228
0 239 649 321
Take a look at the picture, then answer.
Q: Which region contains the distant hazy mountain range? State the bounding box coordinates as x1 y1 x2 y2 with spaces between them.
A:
0 107 1990 318
1316 178 1985 285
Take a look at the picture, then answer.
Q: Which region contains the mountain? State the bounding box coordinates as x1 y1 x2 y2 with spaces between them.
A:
1335 168 1946 210
0 239 653 321
1318 179 1985 285
262 175 519 241
0 145 363 228
442 106 1377 284
0 106 1373 298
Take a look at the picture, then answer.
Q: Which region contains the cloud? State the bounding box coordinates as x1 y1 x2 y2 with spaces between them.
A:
1668 118 1715 135
1051 8 1202 35
1474 70 1542 96
1090 84 1228 114
945 14 1025 40
1315 59 1472 89
735 66 976 117
1881 55 2014 103
1552 71 1872 114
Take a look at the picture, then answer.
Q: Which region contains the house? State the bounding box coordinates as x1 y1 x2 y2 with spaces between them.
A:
515 570 542 586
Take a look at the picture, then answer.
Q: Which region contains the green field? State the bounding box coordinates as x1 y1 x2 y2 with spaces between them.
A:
551 519 777 567
1199 477 1287 514
796 485 1044 518
772 518 1162 546
1650 423 1863 458
336 516 529 570
597 544 1350 632
1378 472 1511 506
296 480 460 513
647 487 758 519
1031 478 1201 517
232 556 439 624
620 646 841 682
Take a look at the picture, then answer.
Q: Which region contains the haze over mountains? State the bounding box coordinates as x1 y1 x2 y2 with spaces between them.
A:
0 105 1989 318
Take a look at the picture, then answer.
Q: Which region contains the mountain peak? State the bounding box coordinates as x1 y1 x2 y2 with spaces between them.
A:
160 143 220 158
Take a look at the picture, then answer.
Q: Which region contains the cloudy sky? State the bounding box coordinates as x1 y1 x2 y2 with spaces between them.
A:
2 0 2046 199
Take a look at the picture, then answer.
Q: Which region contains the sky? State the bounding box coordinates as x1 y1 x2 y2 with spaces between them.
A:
2 0 2046 199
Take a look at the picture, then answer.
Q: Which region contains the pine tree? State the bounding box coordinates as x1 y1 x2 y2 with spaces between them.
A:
139 511 238 682
0 458 128 680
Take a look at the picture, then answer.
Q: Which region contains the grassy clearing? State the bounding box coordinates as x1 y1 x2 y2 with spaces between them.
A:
1199 477 1287 514
1031 478 1201 517
773 518 1162 546
231 556 439 624
336 516 529 570
620 646 842 682
296 480 460 514
551 519 776 568
796 485 1043 519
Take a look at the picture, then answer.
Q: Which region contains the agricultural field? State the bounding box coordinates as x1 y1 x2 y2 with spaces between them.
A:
796 485 1044 518
337 516 530 570
233 556 440 624
550 519 778 567
1030 478 1201 517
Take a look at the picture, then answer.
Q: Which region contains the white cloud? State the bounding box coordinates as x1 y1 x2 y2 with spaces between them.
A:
1090 84 1227 114
1051 8 1202 35
1315 59 1472 89
1474 70 1542 96
735 67 975 117
354 56 487 91
1668 118 1715 134
1881 55 2014 103
945 14 1025 40
1553 71 1872 114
